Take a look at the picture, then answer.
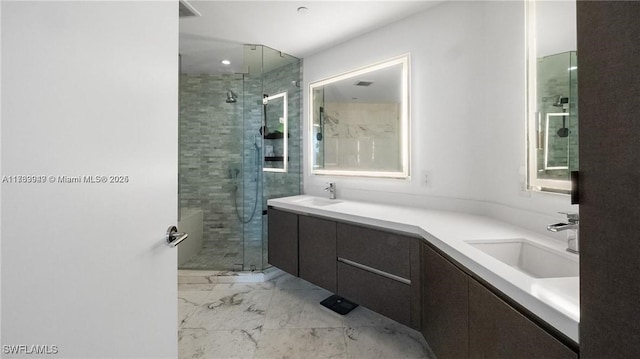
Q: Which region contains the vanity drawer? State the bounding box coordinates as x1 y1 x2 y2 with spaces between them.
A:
337 262 411 327
337 222 410 280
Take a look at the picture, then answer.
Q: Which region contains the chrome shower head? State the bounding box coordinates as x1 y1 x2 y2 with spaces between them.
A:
226 90 238 103
553 95 569 107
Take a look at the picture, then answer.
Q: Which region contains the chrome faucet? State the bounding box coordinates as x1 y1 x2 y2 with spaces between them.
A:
547 212 579 254
324 182 336 200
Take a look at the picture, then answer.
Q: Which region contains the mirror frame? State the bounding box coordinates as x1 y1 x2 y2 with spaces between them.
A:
308 54 410 178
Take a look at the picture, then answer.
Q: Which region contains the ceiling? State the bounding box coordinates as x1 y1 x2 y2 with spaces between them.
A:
179 0 442 74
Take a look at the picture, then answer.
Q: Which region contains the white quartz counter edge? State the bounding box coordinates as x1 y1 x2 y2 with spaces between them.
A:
268 195 579 344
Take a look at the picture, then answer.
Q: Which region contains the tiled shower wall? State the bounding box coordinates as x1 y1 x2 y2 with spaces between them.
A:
262 60 303 206
241 60 303 256
179 59 301 270
179 74 245 245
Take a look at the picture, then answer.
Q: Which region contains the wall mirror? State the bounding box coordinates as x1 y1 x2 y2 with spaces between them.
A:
527 0 578 193
309 55 410 178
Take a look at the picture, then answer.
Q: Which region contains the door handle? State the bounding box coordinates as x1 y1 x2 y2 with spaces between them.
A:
166 225 188 247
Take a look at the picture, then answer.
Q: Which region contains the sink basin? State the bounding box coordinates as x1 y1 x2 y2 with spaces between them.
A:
292 197 342 207
466 238 578 278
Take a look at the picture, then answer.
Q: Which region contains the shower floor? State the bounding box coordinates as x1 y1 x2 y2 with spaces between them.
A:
180 240 267 271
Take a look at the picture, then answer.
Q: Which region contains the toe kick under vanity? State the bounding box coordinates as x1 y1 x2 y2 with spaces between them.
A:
267 195 580 359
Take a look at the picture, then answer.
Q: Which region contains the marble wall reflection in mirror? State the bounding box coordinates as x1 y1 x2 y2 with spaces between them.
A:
310 55 410 178
527 0 578 193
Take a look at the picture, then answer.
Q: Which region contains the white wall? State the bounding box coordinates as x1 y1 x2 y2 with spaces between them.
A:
303 1 577 237
536 0 577 57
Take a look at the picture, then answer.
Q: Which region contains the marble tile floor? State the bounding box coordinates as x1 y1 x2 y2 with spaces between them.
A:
181 240 265 271
178 271 435 359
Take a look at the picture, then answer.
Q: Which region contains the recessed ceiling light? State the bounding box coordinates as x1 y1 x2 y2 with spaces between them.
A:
221 59 231 65
297 6 309 14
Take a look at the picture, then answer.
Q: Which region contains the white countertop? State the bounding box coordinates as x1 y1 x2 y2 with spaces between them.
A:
268 195 579 343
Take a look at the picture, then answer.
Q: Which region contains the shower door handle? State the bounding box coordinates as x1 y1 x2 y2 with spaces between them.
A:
166 225 189 247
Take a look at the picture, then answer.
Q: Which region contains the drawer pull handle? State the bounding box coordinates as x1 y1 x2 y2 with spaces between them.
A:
338 257 411 285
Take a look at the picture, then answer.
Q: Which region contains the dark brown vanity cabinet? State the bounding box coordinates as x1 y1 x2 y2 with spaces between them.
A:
421 243 577 359
268 206 577 359
267 208 298 276
298 215 337 292
336 223 421 329
421 243 469 359
468 279 577 359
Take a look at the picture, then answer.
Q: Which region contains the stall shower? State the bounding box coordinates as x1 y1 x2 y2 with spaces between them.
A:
177 43 301 271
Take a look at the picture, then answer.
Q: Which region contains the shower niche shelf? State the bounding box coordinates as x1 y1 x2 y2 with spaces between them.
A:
264 133 290 164
264 156 289 162
264 132 290 140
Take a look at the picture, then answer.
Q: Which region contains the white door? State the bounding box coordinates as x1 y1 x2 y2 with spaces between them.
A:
1 2 178 358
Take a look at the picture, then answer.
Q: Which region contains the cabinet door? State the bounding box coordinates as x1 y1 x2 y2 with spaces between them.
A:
299 216 337 292
469 279 577 359
421 244 469 359
267 208 298 276
578 3 640 357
